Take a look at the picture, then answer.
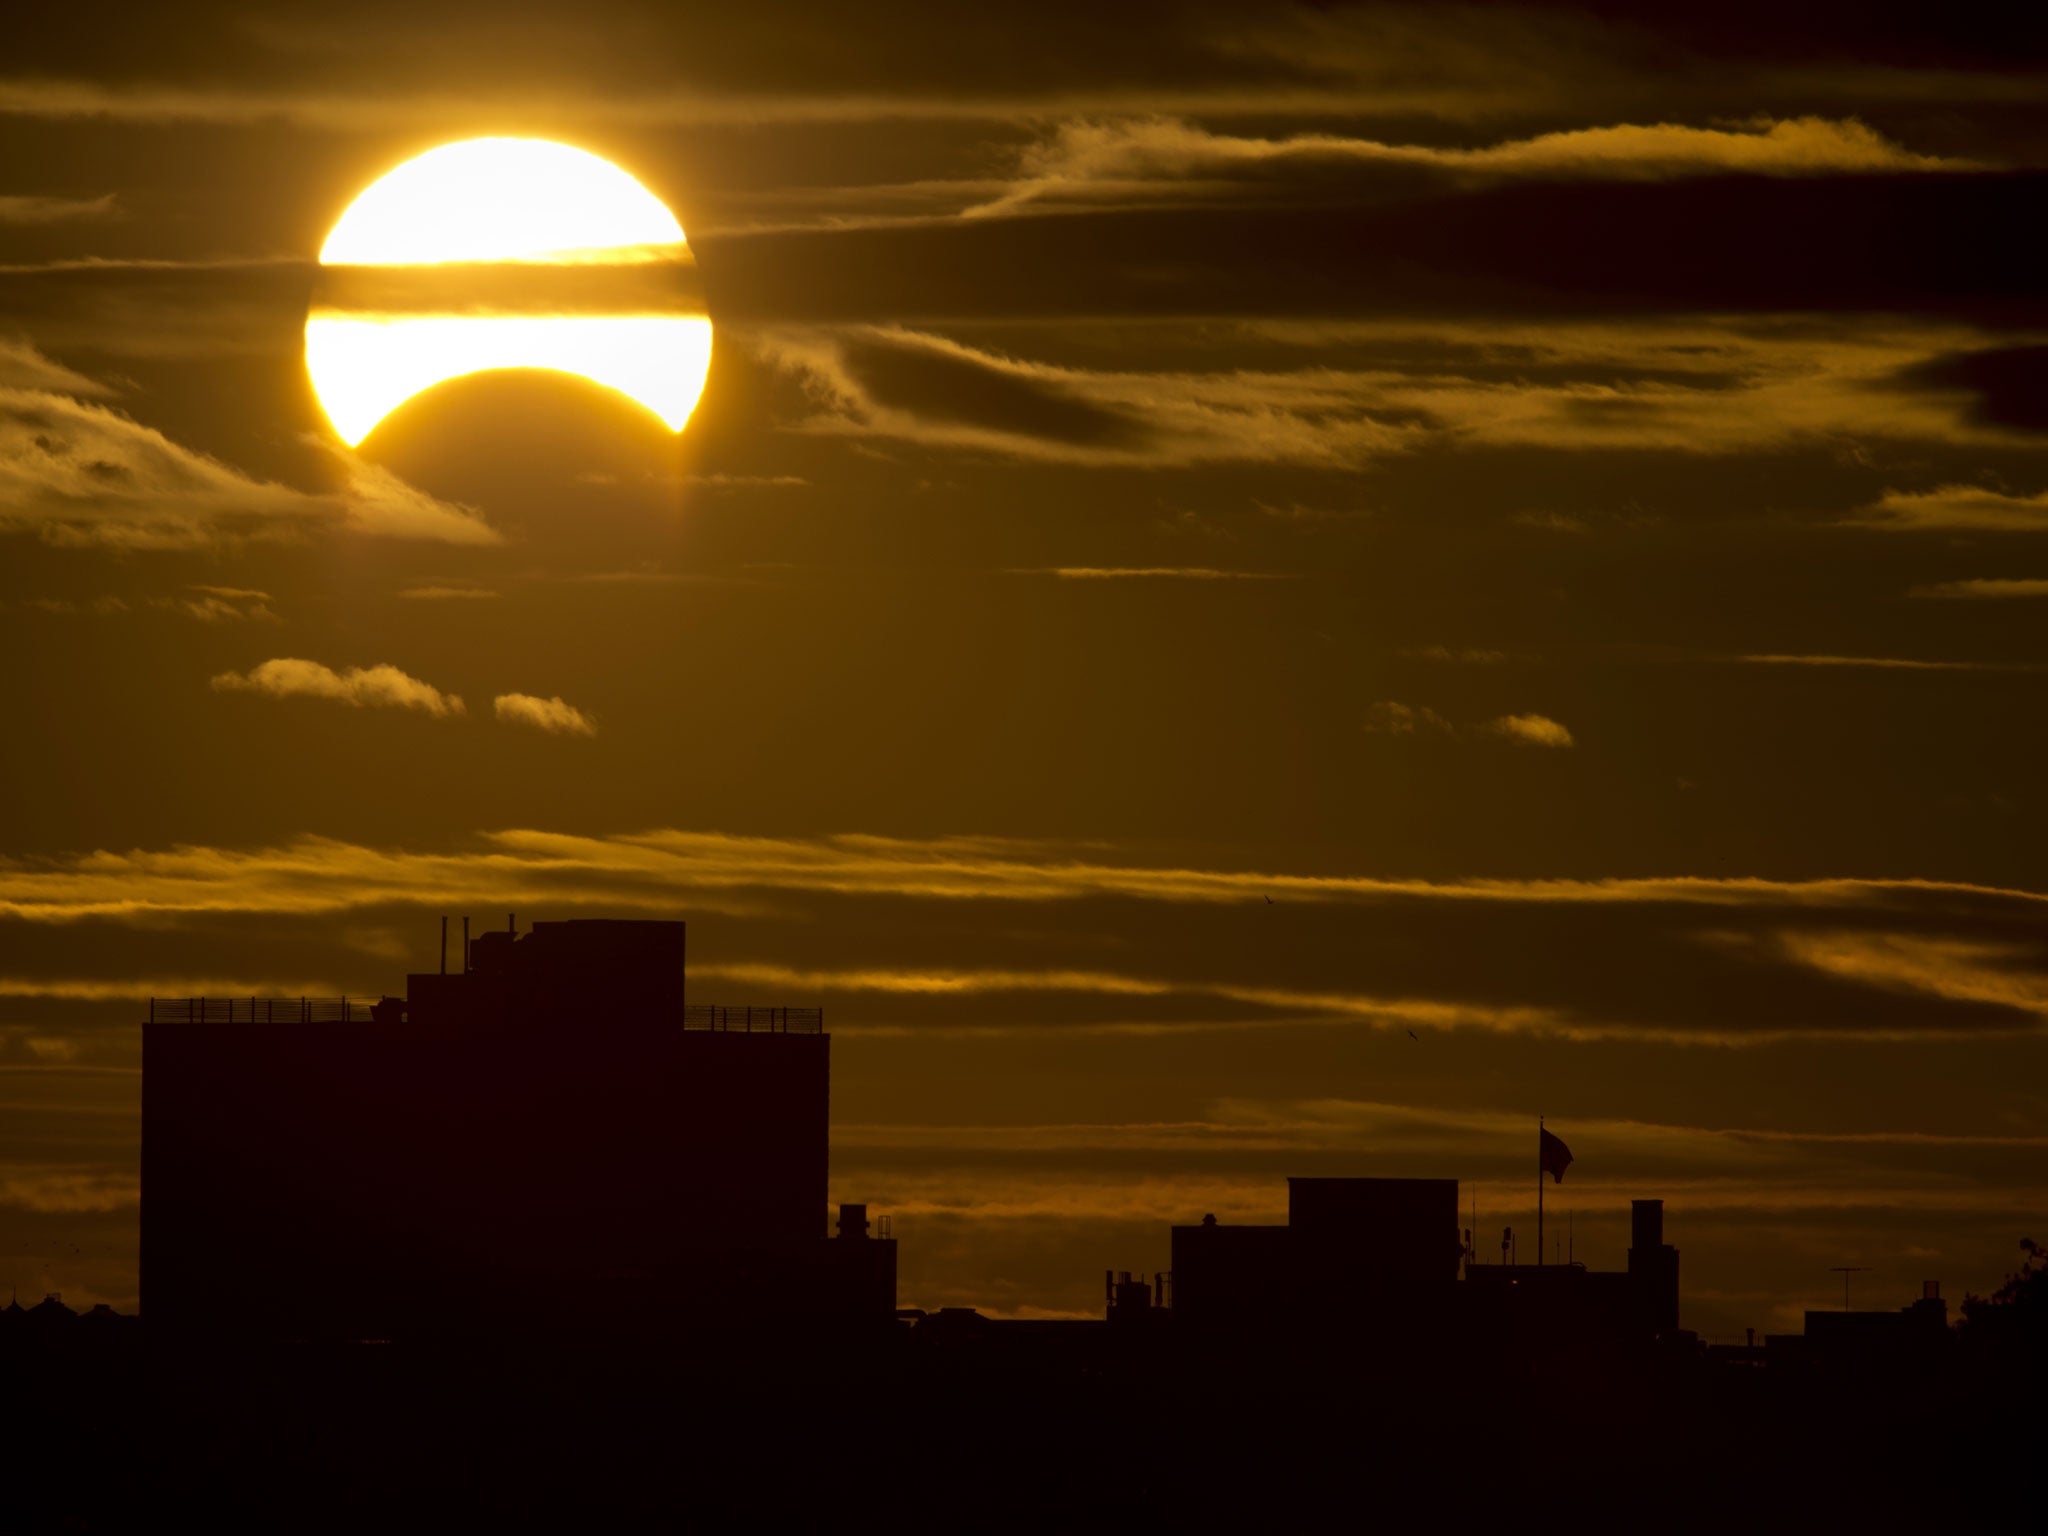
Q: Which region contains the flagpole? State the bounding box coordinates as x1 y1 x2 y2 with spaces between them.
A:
1537 1115 1544 1268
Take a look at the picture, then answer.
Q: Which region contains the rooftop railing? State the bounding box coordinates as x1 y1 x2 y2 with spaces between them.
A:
148 997 375 1024
146 998 824 1033
682 1004 823 1034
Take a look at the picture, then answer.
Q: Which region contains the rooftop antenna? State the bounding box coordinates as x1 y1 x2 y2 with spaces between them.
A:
1569 1209 1574 1266
1830 1266 1869 1310
439 916 448 976
462 916 471 973
508 912 516 936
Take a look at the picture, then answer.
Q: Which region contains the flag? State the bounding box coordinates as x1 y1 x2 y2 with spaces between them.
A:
1540 1126 1574 1183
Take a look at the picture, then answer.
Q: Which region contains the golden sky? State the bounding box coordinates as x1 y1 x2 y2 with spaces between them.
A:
3 0 2046 1334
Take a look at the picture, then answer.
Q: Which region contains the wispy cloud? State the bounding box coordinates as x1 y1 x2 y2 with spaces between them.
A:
1768 931 2048 1020
1364 700 1456 736
694 959 1567 1038
399 585 500 601
755 324 1415 468
0 343 497 549
756 319 2001 469
736 116 1973 233
1910 579 2048 601
686 472 809 489
1851 485 2048 532
493 693 597 736
165 585 277 622
2 585 277 622
3 826 2041 925
1487 713 1574 748
1365 701 1572 746
2 595 129 618
970 116 1962 217
1402 645 1509 664
1738 651 2040 671
210 659 464 717
0 192 117 225
0 339 115 396
840 1097 2048 1162
1013 566 1292 581
0 1165 137 1214
3 829 2048 1047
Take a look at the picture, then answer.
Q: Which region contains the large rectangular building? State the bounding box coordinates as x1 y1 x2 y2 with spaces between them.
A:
142 918 850 1341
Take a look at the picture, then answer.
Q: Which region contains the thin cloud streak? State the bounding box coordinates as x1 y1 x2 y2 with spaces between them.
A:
4 827 2047 925
399 585 500 601
969 115 1963 217
694 959 1569 1038
1912 579 2048 601
2 831 2046 1041
1738 653 2036 672
694 959 2031 1046
754 319 2008 469
1013 567 1294 581
0 975 364 1002
0 192 118 225
1852 484 2048 532
838 1098 2048 1155
1365 703 1573 746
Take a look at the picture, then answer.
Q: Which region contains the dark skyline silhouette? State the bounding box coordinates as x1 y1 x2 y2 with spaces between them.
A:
117 910 2034 1352
130 910 2019 1376
5 0 2048 1524
4 910 2035 1526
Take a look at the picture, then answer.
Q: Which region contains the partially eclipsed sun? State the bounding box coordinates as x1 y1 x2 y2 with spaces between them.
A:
306 138 711 446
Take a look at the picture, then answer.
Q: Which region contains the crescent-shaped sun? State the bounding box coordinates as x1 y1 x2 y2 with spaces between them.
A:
306 138 711 446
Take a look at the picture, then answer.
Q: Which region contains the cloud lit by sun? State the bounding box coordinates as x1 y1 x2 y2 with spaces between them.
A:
306 137 711 445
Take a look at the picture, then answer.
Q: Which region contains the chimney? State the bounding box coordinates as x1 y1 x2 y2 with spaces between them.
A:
1631 1199 1664 1251
836 1203 869 1241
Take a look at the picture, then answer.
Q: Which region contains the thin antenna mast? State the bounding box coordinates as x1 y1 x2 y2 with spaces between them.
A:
1830 1266 1869 1311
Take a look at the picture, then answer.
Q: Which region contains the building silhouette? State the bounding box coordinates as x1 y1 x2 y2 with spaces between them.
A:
143 917 892 1342
1171 1177 1462 1342
1767 1280 1951 1376
70 970 2048 1528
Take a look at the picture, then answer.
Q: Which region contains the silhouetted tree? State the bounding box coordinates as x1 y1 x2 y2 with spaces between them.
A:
1957 1238 2046 1375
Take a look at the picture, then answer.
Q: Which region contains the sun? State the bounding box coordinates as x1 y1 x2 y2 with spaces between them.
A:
306 138 711 446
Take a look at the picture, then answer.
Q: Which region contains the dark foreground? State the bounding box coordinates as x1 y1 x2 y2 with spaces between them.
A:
7 1326 2042 1532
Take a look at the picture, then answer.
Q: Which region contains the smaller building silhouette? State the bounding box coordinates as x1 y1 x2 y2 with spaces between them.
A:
1172 1177 1462 1345
1769 1281 1951 1375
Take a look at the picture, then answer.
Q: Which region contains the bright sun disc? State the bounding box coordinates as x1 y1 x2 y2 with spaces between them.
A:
306 138 711 446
